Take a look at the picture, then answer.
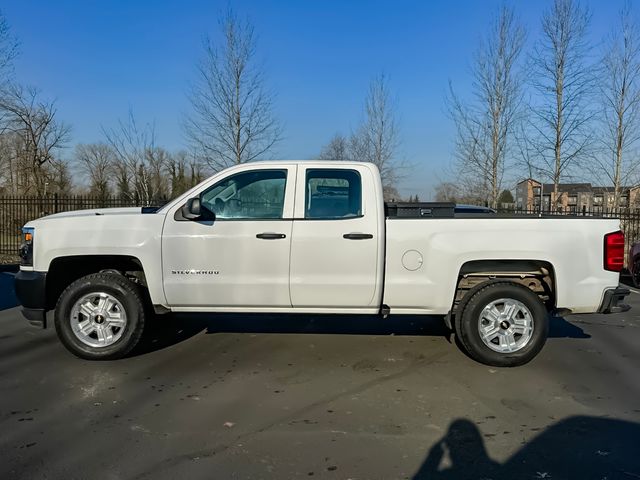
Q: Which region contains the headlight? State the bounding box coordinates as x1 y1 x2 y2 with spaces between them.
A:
19 227 34 267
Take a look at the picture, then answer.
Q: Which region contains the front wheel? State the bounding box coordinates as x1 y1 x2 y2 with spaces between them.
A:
455 281 549 367
54 273 147 360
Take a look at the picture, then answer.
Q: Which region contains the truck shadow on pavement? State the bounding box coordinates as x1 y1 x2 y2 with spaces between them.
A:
135 313 589 356
0 271 18 311
412 415 640 479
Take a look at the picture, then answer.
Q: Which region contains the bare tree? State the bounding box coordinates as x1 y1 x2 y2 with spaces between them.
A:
434 182 459 203
0 130 24 194
165 150 204 197
184 9 281 171
514 120 538 180
316 75 401 198
352 73 401 198
145 146 171 200
595 3 640 209
102 110 158 204
0 84 70 194
0 9 18 89
0 9 18 178
448 6 525 209
47 158 72 195
75 143 115 199
529 0 594 209
318 133 350 160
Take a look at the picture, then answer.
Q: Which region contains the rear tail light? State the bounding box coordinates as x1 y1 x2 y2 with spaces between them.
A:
604 230 625 272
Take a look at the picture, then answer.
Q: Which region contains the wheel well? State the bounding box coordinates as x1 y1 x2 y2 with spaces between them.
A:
46 255 146 310
452 260 556 314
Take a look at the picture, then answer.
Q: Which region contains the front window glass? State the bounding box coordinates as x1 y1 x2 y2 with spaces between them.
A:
201 170 287 219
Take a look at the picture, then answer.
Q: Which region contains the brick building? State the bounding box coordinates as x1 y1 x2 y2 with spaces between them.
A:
515 179 640 213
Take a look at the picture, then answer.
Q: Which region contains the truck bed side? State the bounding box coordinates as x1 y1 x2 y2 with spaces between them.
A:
383 217 621 315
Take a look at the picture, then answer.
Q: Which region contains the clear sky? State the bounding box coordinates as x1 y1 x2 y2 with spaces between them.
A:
1 0 624 198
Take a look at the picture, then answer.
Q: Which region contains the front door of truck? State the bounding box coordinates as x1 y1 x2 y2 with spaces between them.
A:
289 165 382 308
161 165 296 308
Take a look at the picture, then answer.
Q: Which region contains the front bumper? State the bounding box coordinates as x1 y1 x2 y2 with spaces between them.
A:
14 270 47 328
598 287 631 314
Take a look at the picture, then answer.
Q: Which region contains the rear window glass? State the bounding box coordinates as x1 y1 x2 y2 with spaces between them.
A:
305 169 362 219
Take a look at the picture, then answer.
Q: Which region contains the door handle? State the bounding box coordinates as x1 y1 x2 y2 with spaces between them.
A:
343 233 374 240
256 232 287 239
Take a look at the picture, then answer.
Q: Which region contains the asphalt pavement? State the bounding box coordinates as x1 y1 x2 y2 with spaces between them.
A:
0 284 639 479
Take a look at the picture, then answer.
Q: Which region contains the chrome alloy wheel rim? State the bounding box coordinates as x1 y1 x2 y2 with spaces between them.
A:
70 292 127 348
477 298 534 353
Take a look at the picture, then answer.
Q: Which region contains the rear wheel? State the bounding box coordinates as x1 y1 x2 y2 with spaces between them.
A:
455 281 549 367
54 273 147 360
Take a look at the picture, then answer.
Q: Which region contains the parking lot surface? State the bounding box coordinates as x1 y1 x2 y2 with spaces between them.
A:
1 288 639 479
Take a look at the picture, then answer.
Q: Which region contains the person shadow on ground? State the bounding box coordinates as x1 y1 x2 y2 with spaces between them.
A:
413 416 640 480
413 419 499 480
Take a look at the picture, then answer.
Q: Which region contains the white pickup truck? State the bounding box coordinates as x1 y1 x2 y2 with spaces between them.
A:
15 161 630 366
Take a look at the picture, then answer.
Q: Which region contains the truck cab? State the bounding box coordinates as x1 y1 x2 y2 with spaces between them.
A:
161 162 385 312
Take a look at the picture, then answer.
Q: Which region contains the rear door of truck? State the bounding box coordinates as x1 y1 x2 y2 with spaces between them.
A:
289 164 383 309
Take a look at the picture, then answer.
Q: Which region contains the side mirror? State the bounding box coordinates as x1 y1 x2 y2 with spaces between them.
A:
181 197 215 221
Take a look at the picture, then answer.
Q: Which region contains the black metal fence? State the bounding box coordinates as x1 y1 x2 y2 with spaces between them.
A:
2 197 640 266
0 195 168 256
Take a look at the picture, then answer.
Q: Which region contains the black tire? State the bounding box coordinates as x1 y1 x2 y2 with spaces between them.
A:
454 281 549 367
54 273 147 360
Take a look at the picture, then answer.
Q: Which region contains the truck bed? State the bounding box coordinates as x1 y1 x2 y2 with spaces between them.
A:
382 215 621 314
